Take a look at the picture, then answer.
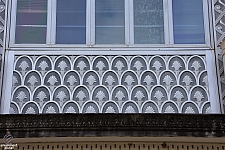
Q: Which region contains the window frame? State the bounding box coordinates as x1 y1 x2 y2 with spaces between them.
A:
10 0 51 46
9 0 212 49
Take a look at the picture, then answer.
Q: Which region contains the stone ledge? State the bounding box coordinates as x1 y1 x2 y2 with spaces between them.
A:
0 114 224 138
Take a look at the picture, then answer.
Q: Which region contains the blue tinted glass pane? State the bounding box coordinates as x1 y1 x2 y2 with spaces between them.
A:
96 0 125 44
16 0 47 44
56 0 86 44
57 27 85 44
172 0 205 44
134 0 164 44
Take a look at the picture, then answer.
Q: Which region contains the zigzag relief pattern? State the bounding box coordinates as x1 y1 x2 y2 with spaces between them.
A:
214 0 225 112
10 55 211 114
0 0 5 47
215 0 225 45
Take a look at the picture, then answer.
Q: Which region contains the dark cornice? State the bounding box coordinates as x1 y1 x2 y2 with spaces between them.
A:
0 114 225 138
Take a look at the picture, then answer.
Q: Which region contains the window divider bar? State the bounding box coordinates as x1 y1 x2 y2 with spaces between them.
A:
88 0 95 46
125 0 130 45
9 0 17 45
50 0 56 45
129 0 134 45
46 0 53 44
203 0 211 47
166 0 174 45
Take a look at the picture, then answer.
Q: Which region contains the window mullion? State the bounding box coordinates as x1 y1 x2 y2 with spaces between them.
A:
87 0 94 46
203 0 210 47
50 0 56 45
10 0 17 45
129 0 134 45
46 0 53 45
166 0 174 45
125 0 131 45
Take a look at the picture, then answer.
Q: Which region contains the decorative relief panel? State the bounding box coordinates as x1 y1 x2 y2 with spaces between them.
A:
0 0 5 48
214 0 225 112
10 55 211 114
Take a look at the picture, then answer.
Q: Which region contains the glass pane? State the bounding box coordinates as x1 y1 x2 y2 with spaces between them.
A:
15 0 47 44
57 27 85 44
15 26 46 44
96 0 125 44
17 13 47 25
56 0 86 44
172 0 205 44
134 0 164 44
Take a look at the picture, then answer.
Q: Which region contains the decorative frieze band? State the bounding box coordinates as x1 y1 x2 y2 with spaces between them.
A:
10 54 210 114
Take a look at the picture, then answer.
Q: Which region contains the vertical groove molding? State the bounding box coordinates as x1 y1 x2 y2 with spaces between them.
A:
0 0 6 112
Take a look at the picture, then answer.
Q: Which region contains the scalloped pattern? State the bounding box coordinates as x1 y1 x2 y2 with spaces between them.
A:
10 55 211 114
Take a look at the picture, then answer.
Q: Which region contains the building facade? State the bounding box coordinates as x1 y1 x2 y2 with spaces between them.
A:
0 0 224 149
0 0 222 114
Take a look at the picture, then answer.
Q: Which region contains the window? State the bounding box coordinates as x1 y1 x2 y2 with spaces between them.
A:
172 0 205 44
15 0 47 44
96 0 125 44
134 0 164 44
11 0 209 46
56 0 86 44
